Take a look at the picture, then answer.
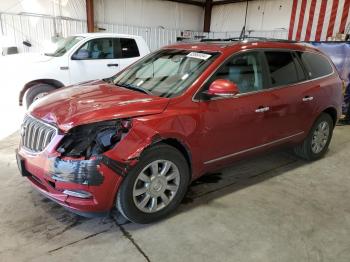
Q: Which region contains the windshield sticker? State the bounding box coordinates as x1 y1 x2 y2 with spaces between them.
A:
186 52 212 60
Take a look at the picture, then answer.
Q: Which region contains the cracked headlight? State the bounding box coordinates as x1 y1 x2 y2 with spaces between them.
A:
57 119 132 159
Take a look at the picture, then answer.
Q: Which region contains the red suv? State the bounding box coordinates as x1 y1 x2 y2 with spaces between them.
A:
16 39 343 223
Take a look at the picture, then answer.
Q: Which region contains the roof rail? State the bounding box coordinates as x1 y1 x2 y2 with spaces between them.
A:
200 37 299 43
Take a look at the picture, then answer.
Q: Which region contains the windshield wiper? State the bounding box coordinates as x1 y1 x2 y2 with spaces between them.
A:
116 82 153 95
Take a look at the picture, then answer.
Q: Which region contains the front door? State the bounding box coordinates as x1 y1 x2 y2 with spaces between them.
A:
69 37 121 84
198 51 273 165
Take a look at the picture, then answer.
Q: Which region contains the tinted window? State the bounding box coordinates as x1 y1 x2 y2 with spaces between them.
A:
265 51 304 87
75 38 115 59
298 52 333 79
209 52 264 94
120 38 140 58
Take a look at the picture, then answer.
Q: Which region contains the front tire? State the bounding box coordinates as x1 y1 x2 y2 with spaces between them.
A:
26 83 56 108
294 113 334 161
116 144 190 224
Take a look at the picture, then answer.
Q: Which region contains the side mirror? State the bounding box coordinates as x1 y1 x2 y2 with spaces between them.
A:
71 49 89 60
207 79 239 97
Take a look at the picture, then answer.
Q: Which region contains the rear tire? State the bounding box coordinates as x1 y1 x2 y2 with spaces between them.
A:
116 143 190 224
26 83 56 108
294 113 334 161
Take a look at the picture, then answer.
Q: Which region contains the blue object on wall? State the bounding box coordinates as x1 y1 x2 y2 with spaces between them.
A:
310 42 350 115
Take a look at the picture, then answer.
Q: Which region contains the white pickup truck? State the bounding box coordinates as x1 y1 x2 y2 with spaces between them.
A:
6 33 150 107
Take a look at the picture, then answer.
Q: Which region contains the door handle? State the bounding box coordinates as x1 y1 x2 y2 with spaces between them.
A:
302 96 314 102
255 106 270 113
107 63 119 67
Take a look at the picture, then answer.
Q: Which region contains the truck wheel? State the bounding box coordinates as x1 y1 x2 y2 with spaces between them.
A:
26 83 56 108
116 144 190 224
294 113 334 161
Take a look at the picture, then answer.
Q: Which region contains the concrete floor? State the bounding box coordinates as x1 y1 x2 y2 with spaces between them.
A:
0 126 350 262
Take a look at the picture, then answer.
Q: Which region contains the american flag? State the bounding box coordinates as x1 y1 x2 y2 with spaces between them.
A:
288 0 350 41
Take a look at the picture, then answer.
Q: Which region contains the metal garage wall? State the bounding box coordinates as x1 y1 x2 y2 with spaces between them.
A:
211 0 292 38
0 13 87 53
0 12 206 53
94 0 204 32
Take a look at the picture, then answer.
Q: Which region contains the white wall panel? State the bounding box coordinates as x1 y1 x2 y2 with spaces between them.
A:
211 0 292 33
0 0 86 20
94 0 204 31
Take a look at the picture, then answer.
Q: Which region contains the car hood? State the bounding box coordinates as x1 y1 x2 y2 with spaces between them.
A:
29 80 170 132
0 53 53 64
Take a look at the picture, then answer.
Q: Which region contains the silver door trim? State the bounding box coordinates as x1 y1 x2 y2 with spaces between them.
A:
203 131 304 165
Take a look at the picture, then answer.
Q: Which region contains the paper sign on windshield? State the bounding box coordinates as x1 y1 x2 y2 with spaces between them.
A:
186 52 212 60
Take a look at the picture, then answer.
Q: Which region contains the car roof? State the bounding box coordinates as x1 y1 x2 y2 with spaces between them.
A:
164 39 321 54
74 32 141 39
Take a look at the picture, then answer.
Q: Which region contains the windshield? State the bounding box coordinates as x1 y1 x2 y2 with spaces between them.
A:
44 36 84 57
111 49 219 97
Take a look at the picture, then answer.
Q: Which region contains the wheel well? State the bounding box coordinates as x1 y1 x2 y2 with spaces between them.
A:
19 79 64 106
160 138 192 177
323 107 337 127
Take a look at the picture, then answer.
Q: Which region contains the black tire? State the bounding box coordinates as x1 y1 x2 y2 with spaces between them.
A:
26 83 56 108
294 113 334 161
116 143 190 224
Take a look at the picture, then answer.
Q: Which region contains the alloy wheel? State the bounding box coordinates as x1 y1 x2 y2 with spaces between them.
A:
133 160 180 213
311 121 330 154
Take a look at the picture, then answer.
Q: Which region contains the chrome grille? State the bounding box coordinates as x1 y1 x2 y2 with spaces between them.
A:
21 115 57 152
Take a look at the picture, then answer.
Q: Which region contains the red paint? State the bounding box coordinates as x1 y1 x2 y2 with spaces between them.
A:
18 41 343 216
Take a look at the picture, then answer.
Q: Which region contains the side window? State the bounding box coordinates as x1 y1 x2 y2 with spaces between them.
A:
74 38 115 59
297 52 333 79
265 51 303 87
120 38 140 58
209 52 264 94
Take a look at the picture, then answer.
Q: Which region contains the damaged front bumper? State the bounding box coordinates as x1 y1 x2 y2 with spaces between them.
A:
16 148 127 217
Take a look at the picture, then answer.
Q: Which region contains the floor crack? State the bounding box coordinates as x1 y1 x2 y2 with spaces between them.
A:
112 216 150 262
47 228 111 254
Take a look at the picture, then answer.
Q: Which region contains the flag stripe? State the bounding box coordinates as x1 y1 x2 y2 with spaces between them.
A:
288 0 299 40
315 0 328 41
339 0 350 33
326 0 339 38
295 0 307 41
305 0 317 41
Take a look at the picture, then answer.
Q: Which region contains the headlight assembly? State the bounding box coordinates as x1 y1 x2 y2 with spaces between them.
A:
57 119 132 158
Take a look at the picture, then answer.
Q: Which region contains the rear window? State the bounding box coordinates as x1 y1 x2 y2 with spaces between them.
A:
265 51 305 87
120 38 140 58
297 52 333 79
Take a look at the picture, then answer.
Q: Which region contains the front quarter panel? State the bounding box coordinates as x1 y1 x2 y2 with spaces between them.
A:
104 99 203 180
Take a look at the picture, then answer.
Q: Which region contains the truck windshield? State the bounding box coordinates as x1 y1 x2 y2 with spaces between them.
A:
44 36 84 57
111 49 219 97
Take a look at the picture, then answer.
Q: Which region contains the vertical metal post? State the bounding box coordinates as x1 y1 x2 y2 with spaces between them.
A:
203 0 212 33
86 0 94 32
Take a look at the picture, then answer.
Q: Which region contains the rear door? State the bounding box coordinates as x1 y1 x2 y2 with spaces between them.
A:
261 50 308 141
116 38 142 69
295 51 335 130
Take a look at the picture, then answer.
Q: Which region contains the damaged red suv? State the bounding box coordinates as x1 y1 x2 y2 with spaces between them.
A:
17 39 342 223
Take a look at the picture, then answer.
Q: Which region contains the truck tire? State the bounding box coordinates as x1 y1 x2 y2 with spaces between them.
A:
26 83 56 108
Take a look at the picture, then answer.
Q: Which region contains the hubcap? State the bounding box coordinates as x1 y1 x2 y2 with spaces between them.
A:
311 121 330 154
33 92 49 101
133 160 180 213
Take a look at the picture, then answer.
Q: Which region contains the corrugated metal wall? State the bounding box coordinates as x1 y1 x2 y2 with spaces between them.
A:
0 12 208 53
0 11 288 54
